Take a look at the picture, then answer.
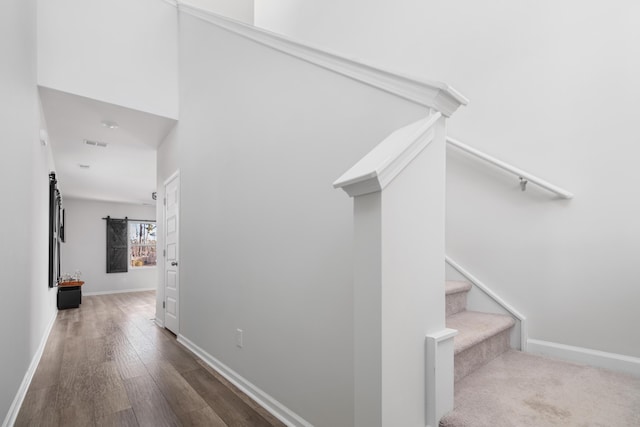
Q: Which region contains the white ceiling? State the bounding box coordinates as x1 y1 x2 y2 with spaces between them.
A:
39 87 176 205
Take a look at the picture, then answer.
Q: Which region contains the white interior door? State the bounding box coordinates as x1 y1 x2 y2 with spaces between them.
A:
164 173 180 334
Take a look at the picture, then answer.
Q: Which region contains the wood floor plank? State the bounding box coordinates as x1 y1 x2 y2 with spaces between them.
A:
90 361 132 419
29 333 65 390
155 340 201 374
14 385 60 427
115 354 149 380
57 338 91 397
194 359 287 427
54 358 99 426
56 401 95 427
85 336 109 364
181 368 275 427
121 325 159 359
143 359 214 422
181 405 229 427
123 374 180 427
94 407 139 427
60 335 88 365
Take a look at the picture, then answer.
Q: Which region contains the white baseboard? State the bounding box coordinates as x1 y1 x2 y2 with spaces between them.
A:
154 318 165 328
177 335 313 427
527 339 640 377
83 287 156 296
2 310 57 427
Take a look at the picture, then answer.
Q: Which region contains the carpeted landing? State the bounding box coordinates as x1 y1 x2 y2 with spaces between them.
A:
439 349 640 427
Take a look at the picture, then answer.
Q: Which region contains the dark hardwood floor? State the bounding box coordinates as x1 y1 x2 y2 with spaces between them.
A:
15 291 286 427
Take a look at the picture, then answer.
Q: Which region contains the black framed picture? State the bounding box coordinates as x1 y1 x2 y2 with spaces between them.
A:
49 172 63 288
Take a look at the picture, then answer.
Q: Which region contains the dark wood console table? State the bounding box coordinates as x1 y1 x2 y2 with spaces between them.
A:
57 280 84 309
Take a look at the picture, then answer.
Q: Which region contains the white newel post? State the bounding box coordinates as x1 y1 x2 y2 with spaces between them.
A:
334 112 458 427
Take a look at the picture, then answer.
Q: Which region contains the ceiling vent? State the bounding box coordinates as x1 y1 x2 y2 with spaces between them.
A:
83 139 108 148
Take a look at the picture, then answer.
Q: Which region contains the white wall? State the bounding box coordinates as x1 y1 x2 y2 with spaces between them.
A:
177 12 426 426
155 124 179 325
61 198 157 295
255 0 640 359
180 0 254 24
38 0 178 118
0 0 59 422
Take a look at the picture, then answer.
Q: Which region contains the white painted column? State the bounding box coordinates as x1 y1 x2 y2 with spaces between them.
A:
334 113 456 427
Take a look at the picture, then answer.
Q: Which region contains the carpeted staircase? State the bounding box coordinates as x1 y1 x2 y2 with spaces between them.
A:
440 280 640 426
445 280 515 381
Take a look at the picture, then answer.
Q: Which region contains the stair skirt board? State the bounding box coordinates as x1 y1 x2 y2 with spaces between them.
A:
454 328 511 382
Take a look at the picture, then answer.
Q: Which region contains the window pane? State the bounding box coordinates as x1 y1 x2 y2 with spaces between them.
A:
130 222 157 267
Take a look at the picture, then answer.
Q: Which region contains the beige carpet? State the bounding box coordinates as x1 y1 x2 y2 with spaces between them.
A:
440 350 640 427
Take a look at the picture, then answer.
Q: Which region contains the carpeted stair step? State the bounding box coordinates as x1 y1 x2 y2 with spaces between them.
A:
439 349 640 427
445 280 472 317
446 310 515 381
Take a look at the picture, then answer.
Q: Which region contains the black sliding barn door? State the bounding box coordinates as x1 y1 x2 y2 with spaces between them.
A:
106 218 128 273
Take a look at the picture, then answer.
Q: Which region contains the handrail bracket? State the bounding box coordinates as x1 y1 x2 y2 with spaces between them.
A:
519 177 528 192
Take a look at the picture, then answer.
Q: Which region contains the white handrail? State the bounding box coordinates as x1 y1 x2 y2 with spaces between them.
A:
446 137 574 199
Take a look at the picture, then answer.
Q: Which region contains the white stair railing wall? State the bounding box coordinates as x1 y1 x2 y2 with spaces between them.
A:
172 4 467 427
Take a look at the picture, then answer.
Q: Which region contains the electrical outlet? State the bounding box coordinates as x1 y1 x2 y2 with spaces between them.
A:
236 329 243 348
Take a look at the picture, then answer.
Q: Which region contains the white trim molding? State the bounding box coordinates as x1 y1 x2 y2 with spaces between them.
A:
2 310 57 427
177 335 313 427
445 255 528 350
177 4 468 116
426 328 458 427
334 113 442 197
83 287 156 296
528 339 640 377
